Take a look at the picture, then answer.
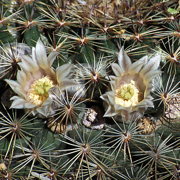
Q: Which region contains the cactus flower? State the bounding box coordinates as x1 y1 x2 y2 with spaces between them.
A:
5 40 76 114
101 47 161 119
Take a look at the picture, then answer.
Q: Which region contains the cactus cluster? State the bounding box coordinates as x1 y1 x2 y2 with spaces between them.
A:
0 0 179 179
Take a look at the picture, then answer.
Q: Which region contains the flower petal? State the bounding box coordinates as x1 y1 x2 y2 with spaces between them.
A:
109 75 116 81
114 104 126 111
59 80 78 90
19 55 38 72
106 92 115 105
16 70 27 84
35 39 48 69
5 79 25 97
141 54 161 75
144 70 161 82
118 47 132 71
104 105 117 117
129 56 148 73
100 91 112 103
56 64 73 83
36 103 52 117
111 63 123 76
10 96 35 109
47 51 59 66
149 54 161 70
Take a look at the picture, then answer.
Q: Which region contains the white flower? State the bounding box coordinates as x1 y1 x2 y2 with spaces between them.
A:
101 47 161 119
5 40 76 114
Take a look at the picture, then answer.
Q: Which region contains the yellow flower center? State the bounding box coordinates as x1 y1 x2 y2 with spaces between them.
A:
27 76 54 106
115 80 140 107
116 85 135 101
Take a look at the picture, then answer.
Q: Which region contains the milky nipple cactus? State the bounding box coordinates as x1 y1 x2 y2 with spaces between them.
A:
0 0 179 179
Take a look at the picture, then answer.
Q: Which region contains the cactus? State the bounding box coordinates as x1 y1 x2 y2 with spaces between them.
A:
0 0 179 179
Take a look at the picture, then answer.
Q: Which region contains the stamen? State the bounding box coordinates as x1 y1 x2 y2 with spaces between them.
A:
27 76 54 106
115 80 140 107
